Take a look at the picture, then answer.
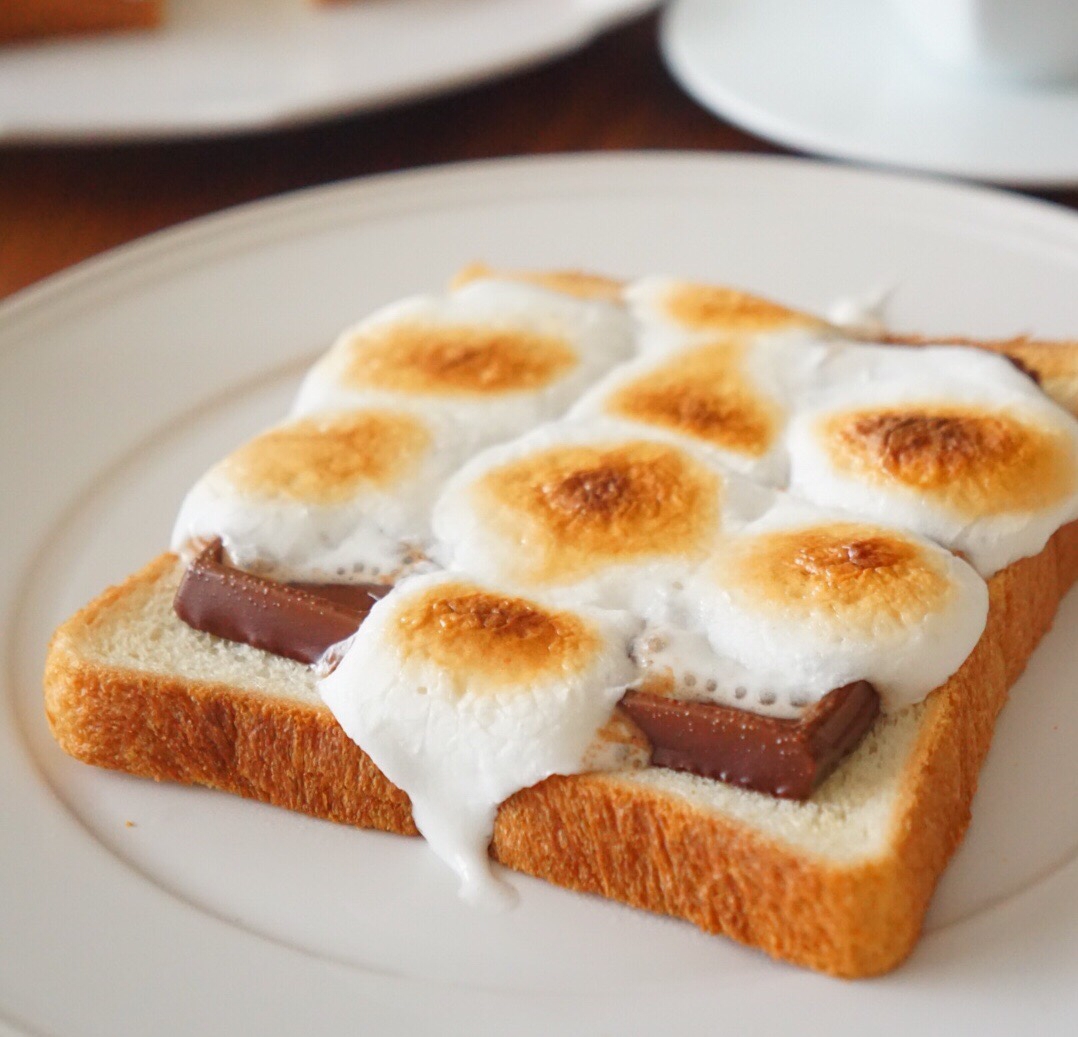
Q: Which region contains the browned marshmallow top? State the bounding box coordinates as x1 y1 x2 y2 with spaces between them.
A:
473 438 722 584
661 282 824 333
708 522 954 635
220 410 431 504
391 581 601 693
340 322 578 397
603 340 780 458
822 404 1077 517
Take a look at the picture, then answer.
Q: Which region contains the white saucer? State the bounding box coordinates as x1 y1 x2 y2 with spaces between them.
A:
661 0 1078 187
0 0 654 143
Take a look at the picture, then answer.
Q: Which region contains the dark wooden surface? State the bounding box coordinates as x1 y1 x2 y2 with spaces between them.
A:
2 11 1076 302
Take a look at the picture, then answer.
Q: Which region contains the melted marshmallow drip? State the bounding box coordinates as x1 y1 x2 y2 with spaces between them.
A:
317 572 640 902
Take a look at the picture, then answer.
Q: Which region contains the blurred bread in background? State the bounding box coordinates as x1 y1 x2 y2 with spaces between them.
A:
0 1 373 44
0 0 164 42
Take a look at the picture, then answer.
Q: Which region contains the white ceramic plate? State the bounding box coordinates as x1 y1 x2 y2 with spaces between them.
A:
2 153 1078 1036
661 0 1078 187
0 0 654 143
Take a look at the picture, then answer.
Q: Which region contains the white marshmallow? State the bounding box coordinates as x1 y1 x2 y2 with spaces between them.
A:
625 276 832 354
171 408 464 583
292 279 633 448
431 419 774 613
569 332 835 482
318 571 640 902
786 344 1078 575
636 495 989 718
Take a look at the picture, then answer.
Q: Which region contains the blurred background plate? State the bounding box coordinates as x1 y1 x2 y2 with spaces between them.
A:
0 0 656 143
661 0 1078 187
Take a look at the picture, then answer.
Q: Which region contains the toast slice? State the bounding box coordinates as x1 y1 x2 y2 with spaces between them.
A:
44 517 1078 977
42 294 1078 977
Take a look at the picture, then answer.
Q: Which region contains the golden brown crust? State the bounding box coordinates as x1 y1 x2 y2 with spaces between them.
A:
44 555 418 835
43 521 1078 977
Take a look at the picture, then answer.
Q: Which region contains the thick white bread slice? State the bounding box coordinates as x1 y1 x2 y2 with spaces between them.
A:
44 519 1078 978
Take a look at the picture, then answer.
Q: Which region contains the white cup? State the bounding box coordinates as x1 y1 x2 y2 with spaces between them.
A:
890 0 1078 84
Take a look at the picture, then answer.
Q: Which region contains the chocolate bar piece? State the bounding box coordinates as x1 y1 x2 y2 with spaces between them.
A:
620 683 879 799
173 542 389 665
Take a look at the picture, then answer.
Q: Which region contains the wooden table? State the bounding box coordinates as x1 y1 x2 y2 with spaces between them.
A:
2 11 1077 302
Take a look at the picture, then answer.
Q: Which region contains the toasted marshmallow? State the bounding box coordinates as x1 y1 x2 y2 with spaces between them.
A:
635 496 988 718
787 344 1078 575
171 408 464 583
432 420 773 611
292 279 632 447
318 571 640 901
626 277 829 353
449 262 626 303
569 335 832 481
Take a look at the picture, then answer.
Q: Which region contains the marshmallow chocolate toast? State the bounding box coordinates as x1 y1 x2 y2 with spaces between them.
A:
45 268 1078 977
